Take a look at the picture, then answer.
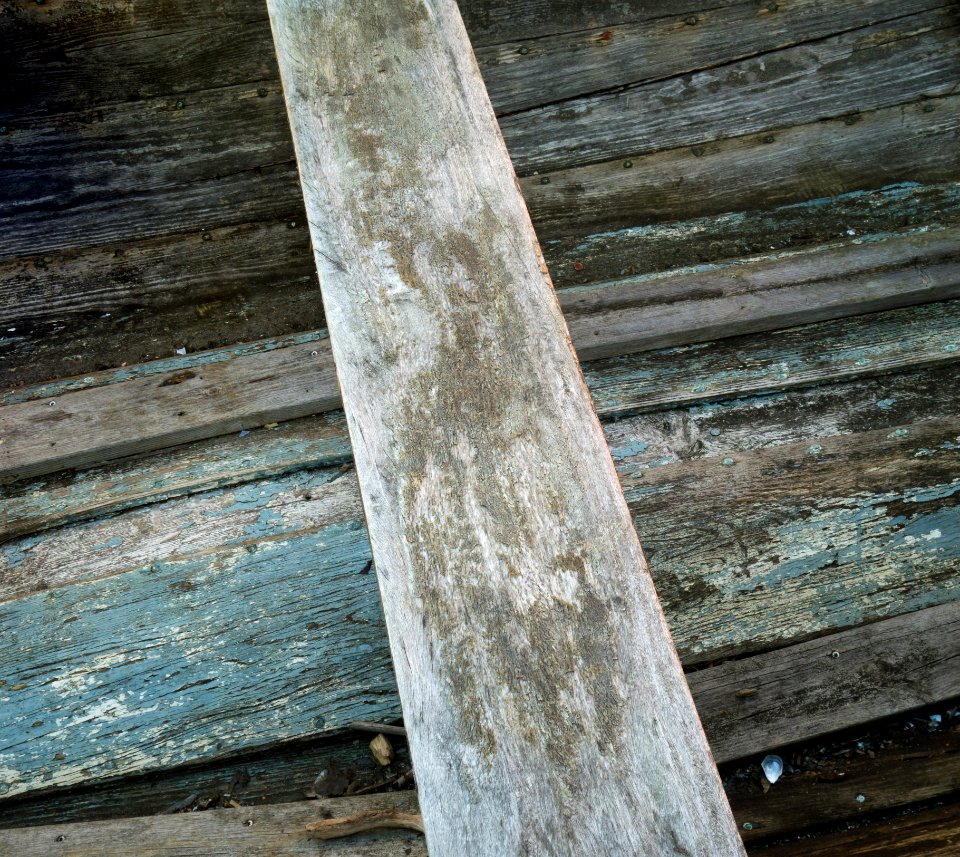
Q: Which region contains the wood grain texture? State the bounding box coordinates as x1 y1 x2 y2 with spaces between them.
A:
730 726 960 843
526 96 960 239
500 8 960 174
266 0 744 853
689 600 960 763
4 232 958 481
0 793 426 857
0 422 956 800
477 0 942 114
543 182 960 289
759 799 960 856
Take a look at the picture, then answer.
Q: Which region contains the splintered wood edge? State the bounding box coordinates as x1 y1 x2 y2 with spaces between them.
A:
305 810 425 839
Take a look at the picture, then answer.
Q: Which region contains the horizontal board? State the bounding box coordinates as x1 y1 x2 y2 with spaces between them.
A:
0 792 426 856
6 179 959 395
760 799 960 856
544 181 960 288
729 724 960 843
2 364 957 799
477 0 939 114
500 9 960 174
527 96 960 239
4 235 958 481
563 226 960 361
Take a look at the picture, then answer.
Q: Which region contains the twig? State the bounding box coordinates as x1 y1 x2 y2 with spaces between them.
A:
305 810 424 839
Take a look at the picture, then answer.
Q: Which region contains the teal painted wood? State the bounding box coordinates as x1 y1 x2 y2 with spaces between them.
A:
2 370 958 800
0 469 397 801
0 411 352 541
4 300 959 539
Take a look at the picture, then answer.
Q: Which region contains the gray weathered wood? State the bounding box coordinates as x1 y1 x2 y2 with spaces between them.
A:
4 230 957 481
267 0 744 853
0 793 426 857
500 8 960 174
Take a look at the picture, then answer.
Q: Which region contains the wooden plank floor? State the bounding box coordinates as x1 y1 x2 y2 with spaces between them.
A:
0 0 958 849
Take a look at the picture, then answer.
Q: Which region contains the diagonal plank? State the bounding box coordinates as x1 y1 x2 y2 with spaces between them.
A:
265 0 744 853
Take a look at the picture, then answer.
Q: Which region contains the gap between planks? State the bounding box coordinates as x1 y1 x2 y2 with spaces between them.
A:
2 226 958 481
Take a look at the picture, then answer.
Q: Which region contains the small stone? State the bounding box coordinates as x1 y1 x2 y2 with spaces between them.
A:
761 754 784 784
370 732 394 766
855 793 866 803
722 457 735 467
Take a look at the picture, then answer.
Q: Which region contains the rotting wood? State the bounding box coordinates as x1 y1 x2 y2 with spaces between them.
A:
3 231 958 481
266 0 744 852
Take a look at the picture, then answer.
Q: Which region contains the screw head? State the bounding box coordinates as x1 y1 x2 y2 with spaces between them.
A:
685 15 698 25
518 46 529 55
539 175 550 185
175 99 185 109
623 159 633 168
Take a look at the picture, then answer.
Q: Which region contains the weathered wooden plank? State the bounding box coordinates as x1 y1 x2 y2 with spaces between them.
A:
4 234 958 480
7 179 960 394
0 337 338 480
759 799 960 856
689 600 960 763
0 81 301 262
9 0 924 122
4 12 956 262
500 8 960 174
730 723 960 843
563 226 960 361
0 793 426 857
528 96 960 239
267 0 743 853
478 0 941 114
6 354 957 544
545 181 960 288
585 297 960 416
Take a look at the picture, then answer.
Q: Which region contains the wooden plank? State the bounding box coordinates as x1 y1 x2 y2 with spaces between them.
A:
477 0 941 114
730 724 960 843
499 8 960 174
759 800 960 856
0 793 427 857
7 179 959 394
5 352 957 543
527 96 960 239
266 0 743 853
689 600 960 763
3 12 956 262
544 181 960 289
4 232 958 480
562 226 960 361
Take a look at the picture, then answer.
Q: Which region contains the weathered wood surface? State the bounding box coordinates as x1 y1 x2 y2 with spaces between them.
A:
500 8 960 174
4 232 958 481
5 303 960 542
0 793 426 857
4 0 939 121
5 179 959 392
546 182 960 289
563 226 960 361
267 0 744 853
5 782 960 856
760 800 960 856
730 725 960 843
689 600 960 763
528 96 960 238
2 358 957 801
